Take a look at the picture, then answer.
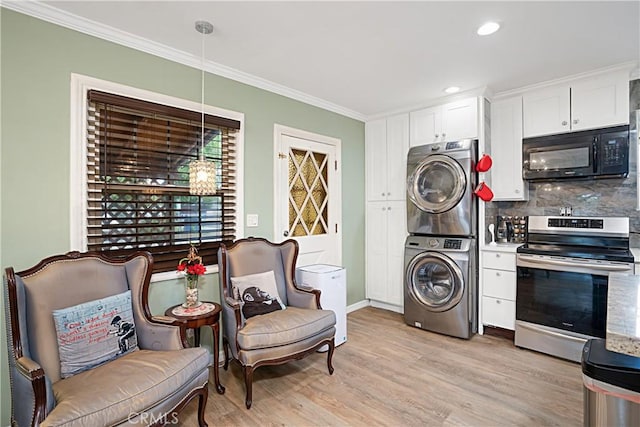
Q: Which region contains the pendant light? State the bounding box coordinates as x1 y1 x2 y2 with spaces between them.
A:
189 20 217 195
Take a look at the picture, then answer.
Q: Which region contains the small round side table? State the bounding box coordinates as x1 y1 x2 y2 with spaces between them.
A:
165 301 225 394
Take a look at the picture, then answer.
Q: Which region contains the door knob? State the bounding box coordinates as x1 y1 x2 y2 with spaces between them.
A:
573 119 579 125
283 230 289 237
562 120 568 126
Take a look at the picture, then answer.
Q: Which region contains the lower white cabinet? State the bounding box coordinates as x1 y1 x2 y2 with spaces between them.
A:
365 200 406 307
481 247 517 330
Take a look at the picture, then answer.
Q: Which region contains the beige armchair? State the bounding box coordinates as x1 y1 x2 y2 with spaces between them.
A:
4 251 211 426
218 237 336 409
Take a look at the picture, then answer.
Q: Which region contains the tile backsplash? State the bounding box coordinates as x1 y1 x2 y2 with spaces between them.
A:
486 79 640 247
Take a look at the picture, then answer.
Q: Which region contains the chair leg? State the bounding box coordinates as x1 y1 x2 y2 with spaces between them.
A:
222 337 230 370
243 365 254 409
197 385 208 427
327 338 335 375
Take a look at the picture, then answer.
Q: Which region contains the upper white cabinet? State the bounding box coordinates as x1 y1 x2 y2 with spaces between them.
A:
523 71 629 138
365 114 409 202
490 96 529 201
410 97 478 146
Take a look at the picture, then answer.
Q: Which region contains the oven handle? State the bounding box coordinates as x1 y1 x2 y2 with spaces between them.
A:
517 254 633 272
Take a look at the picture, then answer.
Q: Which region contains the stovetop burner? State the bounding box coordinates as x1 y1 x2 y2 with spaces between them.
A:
516 215 631 263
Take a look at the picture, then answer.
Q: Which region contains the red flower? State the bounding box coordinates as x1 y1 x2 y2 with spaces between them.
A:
177 263 186 271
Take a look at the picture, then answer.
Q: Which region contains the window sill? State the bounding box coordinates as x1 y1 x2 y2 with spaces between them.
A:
150 264 220 283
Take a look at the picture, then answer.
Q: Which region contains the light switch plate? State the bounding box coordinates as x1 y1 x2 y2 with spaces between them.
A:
246 214 259 227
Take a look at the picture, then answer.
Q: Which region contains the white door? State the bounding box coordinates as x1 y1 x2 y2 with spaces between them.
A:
571 73 629 131
410 106 441 146
275 125 341 267
523 85 570 137
442 98 478 141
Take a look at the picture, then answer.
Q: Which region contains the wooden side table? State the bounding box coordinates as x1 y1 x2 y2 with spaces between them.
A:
165 301 225 394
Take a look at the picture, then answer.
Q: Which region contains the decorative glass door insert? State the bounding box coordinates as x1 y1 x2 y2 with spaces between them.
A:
288 148 329 237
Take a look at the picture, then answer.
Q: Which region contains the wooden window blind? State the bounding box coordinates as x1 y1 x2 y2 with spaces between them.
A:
86 90 240 273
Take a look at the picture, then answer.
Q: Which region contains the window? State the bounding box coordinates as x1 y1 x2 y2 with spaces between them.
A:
84 89 240 273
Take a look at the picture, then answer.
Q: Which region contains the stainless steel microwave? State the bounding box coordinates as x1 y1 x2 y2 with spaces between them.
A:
522 125 629 181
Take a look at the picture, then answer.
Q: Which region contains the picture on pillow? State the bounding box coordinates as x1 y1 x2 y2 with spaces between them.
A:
52 290 139 378
230 270 286 320
240 285 283 319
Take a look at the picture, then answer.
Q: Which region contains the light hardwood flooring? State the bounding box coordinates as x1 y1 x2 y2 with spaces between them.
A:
179 307 583 426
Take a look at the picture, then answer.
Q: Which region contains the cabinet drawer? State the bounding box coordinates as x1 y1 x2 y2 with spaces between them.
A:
482 251 516 271
482 296 515 330
482 269 516 300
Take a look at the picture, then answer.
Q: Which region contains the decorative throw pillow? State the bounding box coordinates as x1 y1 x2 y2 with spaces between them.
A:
230 270 286 319
52 290 138 378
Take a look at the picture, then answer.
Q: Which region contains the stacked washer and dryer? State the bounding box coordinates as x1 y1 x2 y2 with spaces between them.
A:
403 139 478 339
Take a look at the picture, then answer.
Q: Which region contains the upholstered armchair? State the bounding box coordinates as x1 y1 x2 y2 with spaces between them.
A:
4 251 211 427
217 237 336 409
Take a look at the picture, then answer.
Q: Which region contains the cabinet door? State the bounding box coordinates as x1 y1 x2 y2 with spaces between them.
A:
410 106 441 146
365 202 389 302
571 73 629 131
386 114 409 200
523 86 570 137
365 119 387 201
490 96 528 201
442 98 478 141
482 296 516 330
385 200 407 306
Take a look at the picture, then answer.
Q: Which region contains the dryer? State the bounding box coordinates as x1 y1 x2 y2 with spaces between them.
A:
406 139 477 236
404 234 477 339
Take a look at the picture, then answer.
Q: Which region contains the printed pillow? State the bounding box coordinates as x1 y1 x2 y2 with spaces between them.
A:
52 290 138 378
230 270 286 319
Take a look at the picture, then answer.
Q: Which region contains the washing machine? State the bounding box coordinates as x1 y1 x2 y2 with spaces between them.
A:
406 139 477 236
404 234 477 339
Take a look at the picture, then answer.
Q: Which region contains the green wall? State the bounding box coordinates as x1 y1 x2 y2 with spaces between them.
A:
0 9 365 425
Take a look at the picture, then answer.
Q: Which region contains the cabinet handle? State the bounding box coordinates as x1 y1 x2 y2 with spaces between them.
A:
496 272 501 277
387 192 391 196
435 133 439 138
515 189 520 194
495 253 501 258
442 133 446 138
562 120 568 126
382 207 386 211
573 119 579 125
496 299 501 304
388 206 392 211
381 192 385 197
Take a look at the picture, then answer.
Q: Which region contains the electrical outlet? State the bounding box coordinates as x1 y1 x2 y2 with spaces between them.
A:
246 214 259 227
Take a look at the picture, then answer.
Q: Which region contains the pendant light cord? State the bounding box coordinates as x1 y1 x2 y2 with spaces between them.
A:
200 27 205 161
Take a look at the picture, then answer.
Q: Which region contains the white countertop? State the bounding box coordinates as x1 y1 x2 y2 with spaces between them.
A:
606 273 640 358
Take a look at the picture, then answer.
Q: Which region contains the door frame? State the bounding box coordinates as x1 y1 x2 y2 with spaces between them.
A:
273 124 342 266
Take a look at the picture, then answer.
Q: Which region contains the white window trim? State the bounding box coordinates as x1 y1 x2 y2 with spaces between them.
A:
70 73 245 282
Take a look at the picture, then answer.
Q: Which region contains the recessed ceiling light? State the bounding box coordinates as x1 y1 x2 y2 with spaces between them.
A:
477 21 500 36
444 86 460 94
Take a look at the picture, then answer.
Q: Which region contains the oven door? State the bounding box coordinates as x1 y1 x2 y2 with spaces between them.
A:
516 254 633 336
515 254 633 361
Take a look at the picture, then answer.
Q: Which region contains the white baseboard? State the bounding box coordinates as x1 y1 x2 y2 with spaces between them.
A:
369 300 404 314
347 299 370 313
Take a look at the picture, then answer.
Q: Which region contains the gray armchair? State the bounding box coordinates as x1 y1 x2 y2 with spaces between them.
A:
217 237 336 409
4 251 211 426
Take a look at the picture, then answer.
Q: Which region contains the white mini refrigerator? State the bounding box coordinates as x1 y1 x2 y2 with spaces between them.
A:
295 264 347 347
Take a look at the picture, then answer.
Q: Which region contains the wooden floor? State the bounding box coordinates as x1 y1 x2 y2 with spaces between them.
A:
179 307 583 426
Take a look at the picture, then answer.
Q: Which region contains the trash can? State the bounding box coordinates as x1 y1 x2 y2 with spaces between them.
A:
295 264 347 351
582 338 640 426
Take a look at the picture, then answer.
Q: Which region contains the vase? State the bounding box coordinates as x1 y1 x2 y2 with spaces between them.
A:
182 277 202 308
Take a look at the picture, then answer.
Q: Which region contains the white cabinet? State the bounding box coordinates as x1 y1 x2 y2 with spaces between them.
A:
410 97 478 146
481 248 517 330
490 96 529 201
366 200 406 306
365 114 409 308
523 72 629 138
366 114 409 201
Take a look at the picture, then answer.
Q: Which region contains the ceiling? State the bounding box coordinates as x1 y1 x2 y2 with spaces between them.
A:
11 1 640 120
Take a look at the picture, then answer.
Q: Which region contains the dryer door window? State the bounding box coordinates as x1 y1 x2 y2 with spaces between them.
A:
408 155 466 214
407 252 464 312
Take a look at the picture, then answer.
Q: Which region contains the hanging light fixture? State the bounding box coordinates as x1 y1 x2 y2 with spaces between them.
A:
189 20 217 195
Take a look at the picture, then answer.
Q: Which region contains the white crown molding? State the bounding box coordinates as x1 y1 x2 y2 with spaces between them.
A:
493 61 640 100
3 1 366 122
